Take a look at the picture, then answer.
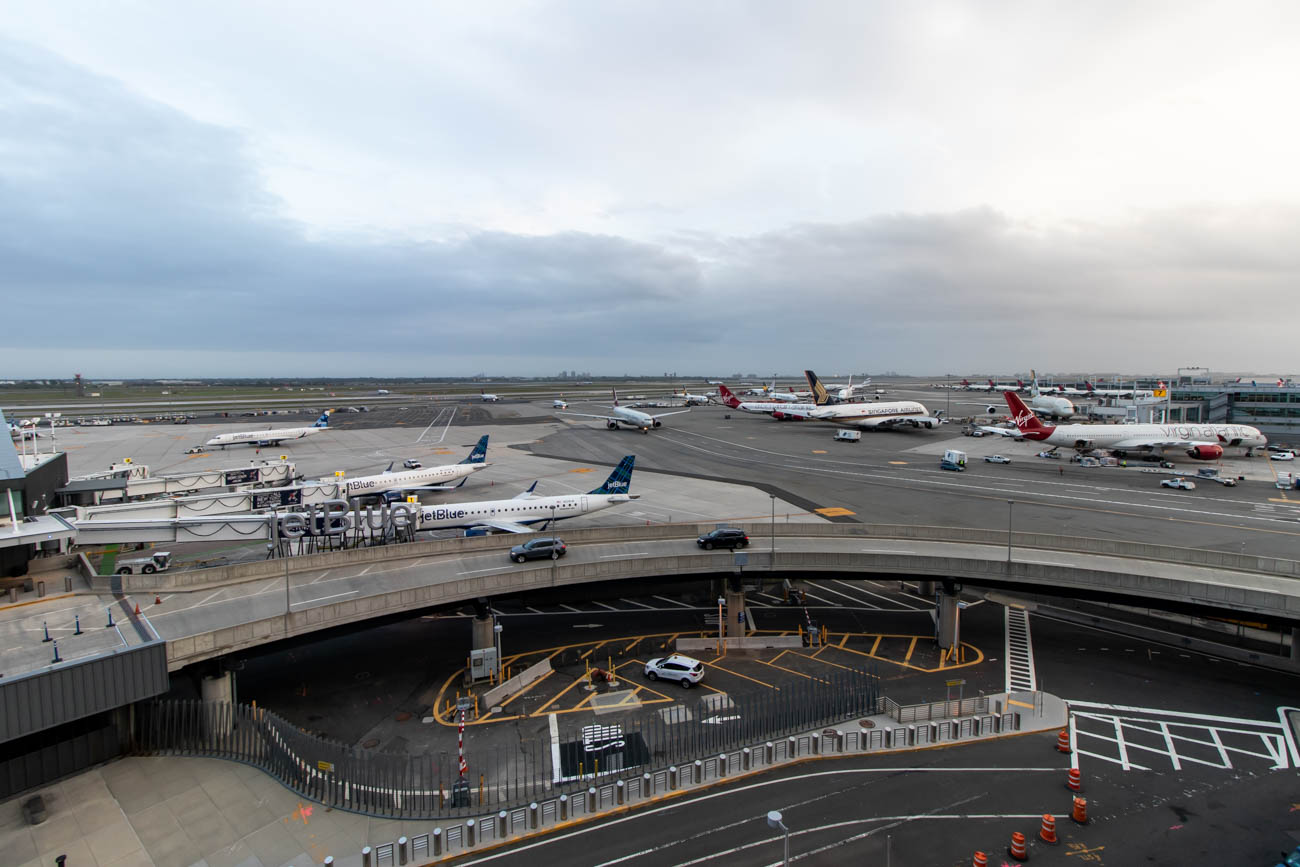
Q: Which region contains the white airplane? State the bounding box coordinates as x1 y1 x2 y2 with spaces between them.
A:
204 411 331 449
1001 391 1266 458
552 398 569 410
804 372 942 429
706 380 724 386
1083 380 1157 399
560 389 689 433
333 436 489 501
980 370 1074 420
480 390 501 402
716 385 826 419
671 389 713 406
415 456 639 533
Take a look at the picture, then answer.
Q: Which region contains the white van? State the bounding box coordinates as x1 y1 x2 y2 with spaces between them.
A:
833 430 861 442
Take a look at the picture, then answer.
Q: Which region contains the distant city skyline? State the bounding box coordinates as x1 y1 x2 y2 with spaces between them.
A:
4 3 1300 376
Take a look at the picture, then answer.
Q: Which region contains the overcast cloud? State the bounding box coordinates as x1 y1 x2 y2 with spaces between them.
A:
3 3 1300 378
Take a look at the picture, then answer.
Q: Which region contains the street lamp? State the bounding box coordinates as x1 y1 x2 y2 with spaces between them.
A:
494 621 504 682
717 596 726 653
1006 500 1014 564
946 374 951 418
767 810 789 866
769 492 776 570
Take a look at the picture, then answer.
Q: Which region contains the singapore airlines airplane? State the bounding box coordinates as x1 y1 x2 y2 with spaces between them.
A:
205 411 332 449
334 436 489 501
803 371 943 429
561 390 688 433
1001 391 1266 458
415 456 639 533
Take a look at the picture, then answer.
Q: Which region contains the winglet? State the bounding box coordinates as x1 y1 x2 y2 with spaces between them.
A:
461 435 489 464
590 456 635 494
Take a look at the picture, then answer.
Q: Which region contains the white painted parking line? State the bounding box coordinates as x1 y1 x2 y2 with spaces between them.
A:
619 598 655 609
591 601 618 610
830 578 928 611
559 604 582 613
653 595 693 609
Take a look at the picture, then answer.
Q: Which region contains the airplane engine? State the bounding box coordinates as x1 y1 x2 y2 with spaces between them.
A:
606 421 619 430
985 405 998 414
1186 444 1224 460
653 419 662 428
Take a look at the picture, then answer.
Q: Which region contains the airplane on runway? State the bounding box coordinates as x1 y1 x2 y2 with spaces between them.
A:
560 390 689 433
672 389 713 406
1000 391 1266 458
480 390 501 402
805 371 943 429
333 436 489 501
979 370 1074 420
204 411 332 449
415 455 639 533
716 385 829 419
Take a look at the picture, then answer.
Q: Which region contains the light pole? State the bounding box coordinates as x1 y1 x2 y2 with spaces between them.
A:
494 621 504 682
717 596 725 653
946 374 951 418
1006 500 1014 564
769 492 776 570
767 810 789 866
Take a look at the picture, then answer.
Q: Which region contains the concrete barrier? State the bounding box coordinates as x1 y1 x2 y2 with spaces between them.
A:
481 658 552 709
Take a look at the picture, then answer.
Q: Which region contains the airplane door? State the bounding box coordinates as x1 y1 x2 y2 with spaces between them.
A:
581 496 588 513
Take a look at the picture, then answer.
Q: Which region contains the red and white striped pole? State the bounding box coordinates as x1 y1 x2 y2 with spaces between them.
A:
458 708 468 778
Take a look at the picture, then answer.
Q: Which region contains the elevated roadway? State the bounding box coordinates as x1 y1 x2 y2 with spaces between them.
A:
62 523 1300 673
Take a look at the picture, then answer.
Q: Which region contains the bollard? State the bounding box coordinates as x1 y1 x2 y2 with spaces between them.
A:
692 760 703 784
787 735 797 757
718 753 728 777
43 621 52 643
811 733 820 754
616 780 625 805
74 615 82 636
361 845 372 867
432 828 443 856
106 606 114 627
642 772 651 798
668 766 678 789
497 811 507 838
466 819 476 847
529 802 539 829
398 836 408 865
765 741 774 764
559 794 568 820
587 787 597 813
65 575 72 593
324 858 334 867
52 640 61 664
742 747 752 770
8 586 16 604
55 857 66 867
38 580 45 598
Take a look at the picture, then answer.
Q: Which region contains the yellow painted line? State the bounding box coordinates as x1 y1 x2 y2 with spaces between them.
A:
1008 699 1036 709
1269 497 1294 503
870 635 883 654
888 460 908 465
903 637 919 663
815 507 856 517
569 468 595 473
623 638 640 652
838 632 850 648
811 450 828 454
705 661 780 690
579 640 608 661
533 675 594 715
754 658 824 682
0 592 76 612
497 669 555 709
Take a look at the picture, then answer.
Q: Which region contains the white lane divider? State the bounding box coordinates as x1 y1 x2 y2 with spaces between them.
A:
1004 606 1037 692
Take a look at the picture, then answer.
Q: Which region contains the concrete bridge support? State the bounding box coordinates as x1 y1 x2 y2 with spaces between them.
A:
936 581 961 657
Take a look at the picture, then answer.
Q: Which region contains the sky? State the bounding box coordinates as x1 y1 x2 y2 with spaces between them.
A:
3 1 1300 378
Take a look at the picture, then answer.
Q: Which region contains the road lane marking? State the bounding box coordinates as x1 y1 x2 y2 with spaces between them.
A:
291 591 358 607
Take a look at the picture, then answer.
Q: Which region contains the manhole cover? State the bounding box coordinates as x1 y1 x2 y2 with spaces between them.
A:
362 738 380 749
859 719 875 728
395 711 412 722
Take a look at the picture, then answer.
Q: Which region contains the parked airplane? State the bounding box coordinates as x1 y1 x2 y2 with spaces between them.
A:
204 411 332 449
480 390 500 402
982 370 1074 419
1084 381 1156 399
335 436 489 501
961 378 1026 392
415 456 639 533
805 371 942 429
716 385 828 419
1000 391 1266 458
561 390 689 433
672 389 713 406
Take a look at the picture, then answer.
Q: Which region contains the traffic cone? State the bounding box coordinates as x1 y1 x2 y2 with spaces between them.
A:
133 603 141 615
1008 831 1029 861
973 852 989 867
154 595 162 605
1066 767 1082 792
1055 728 1070 752
1071 797 1089 825
1039 813 1059 845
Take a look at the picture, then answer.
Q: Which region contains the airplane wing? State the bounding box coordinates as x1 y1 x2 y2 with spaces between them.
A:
977 426 1022 437
469 518 535 534
558 411 620 422
648 409 691 419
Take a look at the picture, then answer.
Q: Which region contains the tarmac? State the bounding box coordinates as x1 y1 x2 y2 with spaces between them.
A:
1 692 1069 867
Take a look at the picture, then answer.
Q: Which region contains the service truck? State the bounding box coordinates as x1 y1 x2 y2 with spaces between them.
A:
114 551 172 575
940 449 967 471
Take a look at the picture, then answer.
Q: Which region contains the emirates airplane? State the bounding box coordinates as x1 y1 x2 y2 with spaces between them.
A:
1001 391 1266 459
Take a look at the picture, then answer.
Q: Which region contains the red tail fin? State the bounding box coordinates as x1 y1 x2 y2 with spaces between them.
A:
717 385 742 408
1004 391 1048 433
611 388 619 406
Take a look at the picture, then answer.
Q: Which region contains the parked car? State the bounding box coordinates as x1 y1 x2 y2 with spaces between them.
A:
984 455 1011 464
508 537 567 562
644 654 705 688
403 459 422 469
1161 478 1196 490
1271 451 1295 461
1158 460 1176 469
1036 451 1060 459
697 528 749 550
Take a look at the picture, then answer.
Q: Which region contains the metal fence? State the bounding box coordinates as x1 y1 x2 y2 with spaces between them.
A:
134 664 880 819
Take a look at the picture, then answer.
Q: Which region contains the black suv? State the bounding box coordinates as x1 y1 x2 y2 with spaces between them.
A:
509 537 567 563
697 528 749 550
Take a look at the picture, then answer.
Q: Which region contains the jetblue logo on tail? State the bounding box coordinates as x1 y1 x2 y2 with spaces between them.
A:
313 411 331 427
591 456 635 494
461 435 489 464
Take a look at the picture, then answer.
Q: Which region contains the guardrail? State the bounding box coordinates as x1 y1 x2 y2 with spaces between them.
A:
106 522 1300 594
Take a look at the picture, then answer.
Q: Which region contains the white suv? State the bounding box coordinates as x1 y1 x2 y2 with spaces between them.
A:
644 654 705 688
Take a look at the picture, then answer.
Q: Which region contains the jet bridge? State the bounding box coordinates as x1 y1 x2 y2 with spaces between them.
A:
70 514 274 546
68 460 298 503
69 481 342 522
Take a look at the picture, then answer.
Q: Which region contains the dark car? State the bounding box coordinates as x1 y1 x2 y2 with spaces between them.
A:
697 528 749 550
509 537 567 563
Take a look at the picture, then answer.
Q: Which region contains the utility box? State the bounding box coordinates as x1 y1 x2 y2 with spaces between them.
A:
469 647 498 682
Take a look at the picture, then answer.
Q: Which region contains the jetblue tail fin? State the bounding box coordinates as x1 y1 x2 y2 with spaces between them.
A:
804 370 831 406
461 435 489 464
384 462 394 473
313 410 332 428
512 481 539 500
590 456 635 494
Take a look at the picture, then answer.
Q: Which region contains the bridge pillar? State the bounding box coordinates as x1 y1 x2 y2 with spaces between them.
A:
201 671 234 737
725 588 746 638
936 586 960 656
1291 627 1299 663
916 580 936 599
471 616 495 651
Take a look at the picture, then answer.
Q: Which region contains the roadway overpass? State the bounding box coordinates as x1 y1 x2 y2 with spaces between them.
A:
85 523 1300 672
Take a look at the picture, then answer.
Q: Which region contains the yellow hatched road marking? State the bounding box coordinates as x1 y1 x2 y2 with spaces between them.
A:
706 661 780 690
904 637 918 663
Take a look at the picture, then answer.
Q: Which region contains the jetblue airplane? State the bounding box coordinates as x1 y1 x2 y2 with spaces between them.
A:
204 411 332 448
335 436 489 502
415 456 639 533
